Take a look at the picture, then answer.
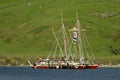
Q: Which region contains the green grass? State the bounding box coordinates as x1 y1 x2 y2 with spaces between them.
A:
0 0 120 65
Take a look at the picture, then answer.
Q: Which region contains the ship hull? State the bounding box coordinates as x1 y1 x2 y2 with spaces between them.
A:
32 66 49 69
87 65 99 69
32 65 99 69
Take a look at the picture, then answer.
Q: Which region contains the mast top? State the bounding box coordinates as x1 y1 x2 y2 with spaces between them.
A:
76 12 79 20
61 12 64 24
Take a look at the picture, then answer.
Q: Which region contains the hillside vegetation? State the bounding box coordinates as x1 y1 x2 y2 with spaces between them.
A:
0 0 120 65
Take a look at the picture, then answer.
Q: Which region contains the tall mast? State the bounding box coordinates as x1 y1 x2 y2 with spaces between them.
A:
76 12 84 63
61 12 67 58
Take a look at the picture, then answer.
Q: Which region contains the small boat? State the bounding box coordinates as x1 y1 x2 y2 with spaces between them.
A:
29 13 99 69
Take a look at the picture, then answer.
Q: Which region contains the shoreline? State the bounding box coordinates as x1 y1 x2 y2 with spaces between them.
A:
100 64 120 68
0 64 120 68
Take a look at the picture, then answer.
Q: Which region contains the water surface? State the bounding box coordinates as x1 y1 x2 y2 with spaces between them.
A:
0 66 119 80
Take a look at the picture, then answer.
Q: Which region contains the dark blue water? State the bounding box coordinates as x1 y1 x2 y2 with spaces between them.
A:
0 66 119 80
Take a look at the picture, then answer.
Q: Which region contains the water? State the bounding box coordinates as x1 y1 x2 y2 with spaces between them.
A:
0 66 119 80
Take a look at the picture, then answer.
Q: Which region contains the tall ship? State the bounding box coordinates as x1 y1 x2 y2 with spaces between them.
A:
28 13 99 69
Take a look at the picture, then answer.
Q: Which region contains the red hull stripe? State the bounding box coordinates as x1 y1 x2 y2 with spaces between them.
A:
32 65 99 69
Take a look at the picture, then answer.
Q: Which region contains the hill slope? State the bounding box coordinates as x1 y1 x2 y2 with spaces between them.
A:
0 0 120 60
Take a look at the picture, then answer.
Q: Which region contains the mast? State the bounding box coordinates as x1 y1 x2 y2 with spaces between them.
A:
61 12 67 58
76 12 84 63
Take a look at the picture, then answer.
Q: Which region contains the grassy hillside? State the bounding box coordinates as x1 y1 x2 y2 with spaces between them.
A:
0 0 120 65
